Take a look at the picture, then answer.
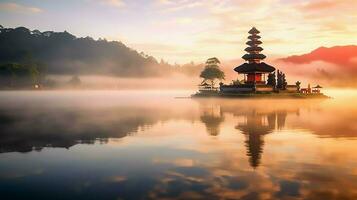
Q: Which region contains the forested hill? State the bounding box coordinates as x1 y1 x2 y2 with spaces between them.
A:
0 25 178 77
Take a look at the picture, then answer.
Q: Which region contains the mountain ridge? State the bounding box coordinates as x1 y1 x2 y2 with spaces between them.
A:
278 45 357 70
0 25 176 77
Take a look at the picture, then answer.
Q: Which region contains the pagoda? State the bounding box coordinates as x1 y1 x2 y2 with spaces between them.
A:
234 27 275 84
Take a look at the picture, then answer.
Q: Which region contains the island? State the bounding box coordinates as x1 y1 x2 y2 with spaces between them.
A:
193 27 329 99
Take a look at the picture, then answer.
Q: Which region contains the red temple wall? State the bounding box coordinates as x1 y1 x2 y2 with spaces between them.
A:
247 73 262 82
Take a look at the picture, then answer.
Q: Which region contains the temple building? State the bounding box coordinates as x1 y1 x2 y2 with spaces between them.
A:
234 27 275 84
195 27 327 98
220 27 278 93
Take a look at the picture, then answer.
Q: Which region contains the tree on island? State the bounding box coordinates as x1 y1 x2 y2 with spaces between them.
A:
267 72 276 88
277 70 282 89
205 57 221 66
296 81 301 91
200 57 225 89
277 70 287 90
282 73 287 89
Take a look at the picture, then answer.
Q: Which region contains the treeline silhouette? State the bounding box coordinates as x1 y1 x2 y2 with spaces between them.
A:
0 25 202 80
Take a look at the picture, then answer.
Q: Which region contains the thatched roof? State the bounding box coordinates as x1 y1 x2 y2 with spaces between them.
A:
248 35 261 40
206 57 221 64
246 40 262 46
313 85 323 88
245 46 263 52
242 53 266 60
234 62 275 73
199 82 210 86
248 27 260 34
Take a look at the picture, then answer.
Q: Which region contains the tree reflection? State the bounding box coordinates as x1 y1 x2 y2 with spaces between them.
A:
0 106 172 153
199 104 224 136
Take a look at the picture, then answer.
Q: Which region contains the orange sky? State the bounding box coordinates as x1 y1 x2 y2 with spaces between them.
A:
1 0 357 63
129 0 357 63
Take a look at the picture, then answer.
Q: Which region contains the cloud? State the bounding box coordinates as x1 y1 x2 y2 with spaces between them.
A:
297 0 355 12
175 17 193 25
158 0 204 12
196 38 239 46
156 0 173 5
101 0 125 8
98 0 355 64
200 0 357 59
0 2 43 14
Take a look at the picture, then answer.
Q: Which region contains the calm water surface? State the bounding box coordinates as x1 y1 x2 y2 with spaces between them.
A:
0 90 357 200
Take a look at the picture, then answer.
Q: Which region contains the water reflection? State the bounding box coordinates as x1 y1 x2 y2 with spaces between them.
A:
0 94 356 160
1 91 357 200
236 111 276 168
0 106 160 153
199 104 224 136
236 110 298 168
197 99 303 168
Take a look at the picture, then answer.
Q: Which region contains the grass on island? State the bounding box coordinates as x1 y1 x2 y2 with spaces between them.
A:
192 91 330 99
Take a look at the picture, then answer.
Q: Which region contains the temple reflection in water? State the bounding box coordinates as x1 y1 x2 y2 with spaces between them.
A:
236 110 289 168
198 99 299 168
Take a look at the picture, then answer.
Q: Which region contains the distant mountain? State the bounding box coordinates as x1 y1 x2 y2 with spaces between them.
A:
276 45 357 87
279 45 357 70
0 25 175 77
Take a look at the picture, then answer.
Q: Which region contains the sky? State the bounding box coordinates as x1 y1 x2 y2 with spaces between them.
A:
0 0 357 64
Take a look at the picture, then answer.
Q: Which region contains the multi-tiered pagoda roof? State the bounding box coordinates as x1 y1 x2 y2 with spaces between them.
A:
234 27 275 73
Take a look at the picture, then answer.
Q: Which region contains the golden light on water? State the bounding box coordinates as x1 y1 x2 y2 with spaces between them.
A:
1 90 357 199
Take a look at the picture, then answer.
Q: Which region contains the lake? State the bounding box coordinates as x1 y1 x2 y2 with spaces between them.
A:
0 90 357 200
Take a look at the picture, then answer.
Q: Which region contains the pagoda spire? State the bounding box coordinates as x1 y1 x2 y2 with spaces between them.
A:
234 27 275 84
242 27 266 64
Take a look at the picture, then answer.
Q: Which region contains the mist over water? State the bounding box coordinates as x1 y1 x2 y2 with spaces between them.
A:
0 89 357 200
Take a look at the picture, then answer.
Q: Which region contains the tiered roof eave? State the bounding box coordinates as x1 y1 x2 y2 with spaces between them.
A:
234 27 276 74
248 27 260 34
234 62 275 73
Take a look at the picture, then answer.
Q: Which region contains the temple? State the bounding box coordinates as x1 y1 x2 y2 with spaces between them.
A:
235 27 275 84
220 27 280 93
195 27 328 98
